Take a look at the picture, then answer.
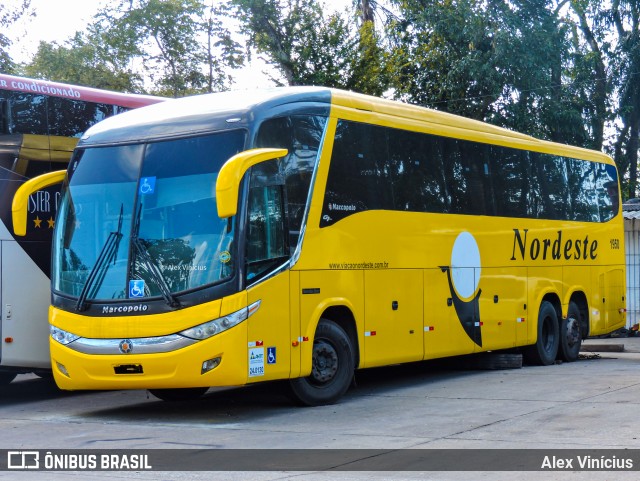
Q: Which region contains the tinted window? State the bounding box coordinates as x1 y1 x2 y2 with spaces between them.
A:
48 98 113 137
246 161 288 282
323 121 391 217
7 92 48 135
256 115 327 248
321 120 619 226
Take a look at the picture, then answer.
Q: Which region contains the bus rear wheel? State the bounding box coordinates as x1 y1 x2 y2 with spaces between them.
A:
558 301 582 362
289 319 355 406
148 387 209 402
524 300 559 366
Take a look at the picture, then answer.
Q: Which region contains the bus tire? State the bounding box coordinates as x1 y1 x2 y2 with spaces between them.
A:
524 301 559 366
289 319 355 406
558 301 582 362
148 387 209 402
0 372 17 385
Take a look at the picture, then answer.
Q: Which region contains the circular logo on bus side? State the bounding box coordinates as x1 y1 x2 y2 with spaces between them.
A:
119 339 133 354
441 231 483 348
450 231 482 300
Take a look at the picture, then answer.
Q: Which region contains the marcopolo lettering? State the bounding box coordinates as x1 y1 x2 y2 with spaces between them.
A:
102 305 149 314
511 229 598 261
329 203 356 212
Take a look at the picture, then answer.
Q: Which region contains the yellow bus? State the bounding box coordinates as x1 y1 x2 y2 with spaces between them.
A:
12 87 626 405
0 73 162 384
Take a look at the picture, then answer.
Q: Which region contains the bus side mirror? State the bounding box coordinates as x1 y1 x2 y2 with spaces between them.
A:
12 169 67 236
216 148 288 218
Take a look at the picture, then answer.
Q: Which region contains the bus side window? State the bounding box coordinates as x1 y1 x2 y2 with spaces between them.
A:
10 92 48 135
256 115 327 250
388 128 447 213
1 96 9 134
322 120 392 225
48 98 112 138
245 161 289 283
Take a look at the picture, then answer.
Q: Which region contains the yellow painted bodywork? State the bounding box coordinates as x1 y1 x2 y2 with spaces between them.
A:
12 134 77 176
216 148 288 218
12 169 66 236
50 89 626 390
51 318 249 390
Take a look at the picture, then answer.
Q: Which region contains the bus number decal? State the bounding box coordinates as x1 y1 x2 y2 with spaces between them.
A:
248 347 265 377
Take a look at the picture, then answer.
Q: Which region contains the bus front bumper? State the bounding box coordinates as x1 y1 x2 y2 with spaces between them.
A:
49 323 248 391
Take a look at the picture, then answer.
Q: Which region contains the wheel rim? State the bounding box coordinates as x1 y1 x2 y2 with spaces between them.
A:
566 316 580 346
311 339 339 385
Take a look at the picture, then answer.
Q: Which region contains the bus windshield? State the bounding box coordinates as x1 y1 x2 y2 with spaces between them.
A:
53 130 245 303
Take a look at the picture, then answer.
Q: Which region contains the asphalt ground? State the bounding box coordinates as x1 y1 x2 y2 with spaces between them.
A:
0 337 639 480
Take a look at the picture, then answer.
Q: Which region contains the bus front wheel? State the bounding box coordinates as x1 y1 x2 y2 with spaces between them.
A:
0 372 17 385
524 301 559 366
289 319 355 406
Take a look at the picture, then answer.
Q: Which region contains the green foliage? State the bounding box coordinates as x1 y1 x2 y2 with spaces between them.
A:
95 0 206 97
24 34 142 92
0 1 34 74
87 0 244 97
231 0 389 94
5 0 640 198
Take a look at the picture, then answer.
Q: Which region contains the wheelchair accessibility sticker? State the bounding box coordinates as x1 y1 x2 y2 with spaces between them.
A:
267 347 276 364
139 177 156 195
129 280 145 298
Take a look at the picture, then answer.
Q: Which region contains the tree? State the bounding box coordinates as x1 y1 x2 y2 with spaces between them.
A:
231 0 388 94
24 33 142 92
387 0 507 120
386 0 599 151
0 1 34 73
204 2 244 92
597 0 640 199
93 0 242 97
558 0 640 199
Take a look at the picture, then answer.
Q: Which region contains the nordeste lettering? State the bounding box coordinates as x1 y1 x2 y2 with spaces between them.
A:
511 228 598 261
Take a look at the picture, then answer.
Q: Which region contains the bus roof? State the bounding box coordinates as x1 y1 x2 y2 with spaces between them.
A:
0 73 164 109
78 86 611 164
80 87 333 145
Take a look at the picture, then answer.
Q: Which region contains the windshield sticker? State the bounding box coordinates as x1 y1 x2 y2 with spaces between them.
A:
248 347 265 377
219 251 231 263
139 177 156 195
129 279 146 298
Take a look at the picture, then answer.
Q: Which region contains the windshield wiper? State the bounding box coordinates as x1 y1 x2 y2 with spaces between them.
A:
131 207 180 308
131 238 180 308
76 204 124 312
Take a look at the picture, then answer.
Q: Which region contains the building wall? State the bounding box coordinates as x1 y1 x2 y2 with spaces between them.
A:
625 217 640 328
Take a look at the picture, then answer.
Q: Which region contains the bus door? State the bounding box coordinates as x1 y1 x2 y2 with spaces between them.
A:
244 161 292 382
363 269 423 367
246 271 291 382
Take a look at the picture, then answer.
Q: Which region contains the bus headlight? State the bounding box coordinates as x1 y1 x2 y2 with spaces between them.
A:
179 300 261 340
50 325 80 345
